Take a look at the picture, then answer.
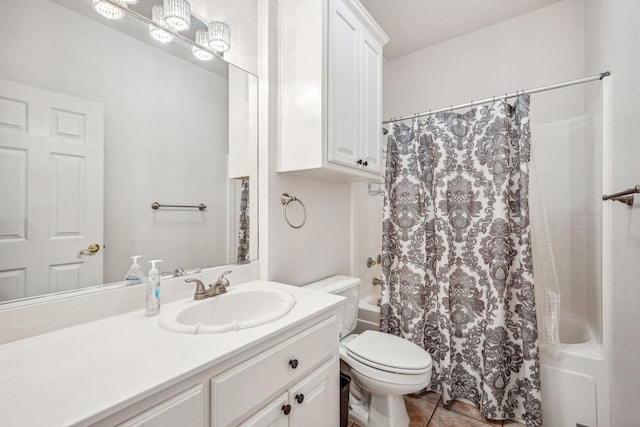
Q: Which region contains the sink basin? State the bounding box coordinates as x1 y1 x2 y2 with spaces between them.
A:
159 288 297 334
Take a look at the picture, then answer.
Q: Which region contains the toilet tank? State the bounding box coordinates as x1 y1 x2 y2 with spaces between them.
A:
304 275 360 338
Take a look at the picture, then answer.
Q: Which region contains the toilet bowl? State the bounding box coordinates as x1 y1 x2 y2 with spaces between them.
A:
304 275 432 427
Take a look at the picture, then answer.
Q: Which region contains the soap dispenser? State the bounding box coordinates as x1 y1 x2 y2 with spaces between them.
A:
146 260 163 316
124 255 146 286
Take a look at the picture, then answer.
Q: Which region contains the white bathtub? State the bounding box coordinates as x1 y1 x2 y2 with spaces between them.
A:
540 313 609 427
355 292 609 427
356 291 381 333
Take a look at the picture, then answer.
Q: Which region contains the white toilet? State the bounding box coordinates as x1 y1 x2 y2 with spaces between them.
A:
304 275 432 427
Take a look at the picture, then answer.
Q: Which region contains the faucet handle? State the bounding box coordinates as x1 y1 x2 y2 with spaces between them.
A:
214 270 232 288
185 278 207 300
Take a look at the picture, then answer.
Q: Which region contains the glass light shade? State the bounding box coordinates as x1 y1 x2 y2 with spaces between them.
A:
163 0 191 32
192 30 214 61
149 5 174 44
93 0 127 20
208 21 230 52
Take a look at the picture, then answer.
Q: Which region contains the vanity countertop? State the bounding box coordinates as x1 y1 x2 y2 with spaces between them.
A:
0 280 342 426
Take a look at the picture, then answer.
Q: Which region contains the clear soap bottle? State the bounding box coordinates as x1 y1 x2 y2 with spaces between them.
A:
124 255 146 286
146 259 163 316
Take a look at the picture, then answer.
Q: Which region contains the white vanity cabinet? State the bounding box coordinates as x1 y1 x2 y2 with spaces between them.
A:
211 316 339 426
117 385 205 427
278 0 389 181
0 281 343 427
239 359 338 427
91 315 339 427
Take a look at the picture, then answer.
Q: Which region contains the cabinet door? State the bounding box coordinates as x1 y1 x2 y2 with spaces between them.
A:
359 30 384 173
239 392 289 427
118 385 204 427
289 358 340 427
328 0 361 169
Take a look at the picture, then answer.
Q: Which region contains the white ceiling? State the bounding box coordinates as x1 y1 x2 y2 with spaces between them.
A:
360 0 566 60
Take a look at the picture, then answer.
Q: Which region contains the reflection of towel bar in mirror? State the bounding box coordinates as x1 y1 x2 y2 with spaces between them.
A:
151 202 207 211
602 185 640 207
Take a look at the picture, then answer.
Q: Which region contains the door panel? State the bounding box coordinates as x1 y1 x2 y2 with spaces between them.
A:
0 78 103 301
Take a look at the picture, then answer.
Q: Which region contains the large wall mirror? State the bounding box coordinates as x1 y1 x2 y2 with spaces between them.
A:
0 0 258 305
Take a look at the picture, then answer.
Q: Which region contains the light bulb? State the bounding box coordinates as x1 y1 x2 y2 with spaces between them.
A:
208 21 230 52
192 30 214 61
163 0 191 32
93 0 127 20
149 5 174 44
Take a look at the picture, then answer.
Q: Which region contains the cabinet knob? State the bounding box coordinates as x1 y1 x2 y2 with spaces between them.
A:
295 394 305 404
289 359 299 369
357 159 363 165
282 404 292 415
363 161 368 167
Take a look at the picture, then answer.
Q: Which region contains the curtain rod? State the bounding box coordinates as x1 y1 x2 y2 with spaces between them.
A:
382 71 611 125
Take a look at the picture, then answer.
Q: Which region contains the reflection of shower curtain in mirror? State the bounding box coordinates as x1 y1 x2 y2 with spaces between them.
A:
380 95 542 426
237 179 250 263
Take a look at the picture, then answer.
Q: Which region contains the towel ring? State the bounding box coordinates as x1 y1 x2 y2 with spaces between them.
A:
281 193 307 229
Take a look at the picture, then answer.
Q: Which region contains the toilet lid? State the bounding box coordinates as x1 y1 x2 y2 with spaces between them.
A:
345 330 432 374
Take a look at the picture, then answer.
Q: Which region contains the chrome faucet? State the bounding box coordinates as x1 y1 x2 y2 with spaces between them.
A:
185 271 232 300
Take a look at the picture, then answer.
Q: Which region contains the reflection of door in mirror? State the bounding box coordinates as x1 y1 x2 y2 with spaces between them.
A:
0 79 104 301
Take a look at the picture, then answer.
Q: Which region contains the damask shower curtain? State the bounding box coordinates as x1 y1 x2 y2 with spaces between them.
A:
380 95 542 426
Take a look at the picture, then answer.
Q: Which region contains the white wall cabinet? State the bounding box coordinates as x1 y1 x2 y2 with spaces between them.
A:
278 0 389 181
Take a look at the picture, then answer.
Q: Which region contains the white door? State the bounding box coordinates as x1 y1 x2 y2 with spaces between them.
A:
0 78 104 301
290 358 340 427
328 0 361 169
359 29 384 173
239 392 289 427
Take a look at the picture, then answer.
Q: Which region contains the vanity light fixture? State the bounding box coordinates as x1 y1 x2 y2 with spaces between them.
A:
93 0 127 20
192 30 214 61
163 0 191 32
208 21 230 53
149 5 175 44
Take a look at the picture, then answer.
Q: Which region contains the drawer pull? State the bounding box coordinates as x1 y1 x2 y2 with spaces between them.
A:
289 359 299 369
363 161 368 166
357 159 363 165
295 394 305 404
282 404 292 415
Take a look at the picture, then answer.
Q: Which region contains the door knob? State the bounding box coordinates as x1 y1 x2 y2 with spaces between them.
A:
282 404 292 415
80 243 100 254
289 359 299 369
295 394 304 404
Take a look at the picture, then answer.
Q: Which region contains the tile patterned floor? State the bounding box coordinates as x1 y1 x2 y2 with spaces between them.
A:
348 391 525 427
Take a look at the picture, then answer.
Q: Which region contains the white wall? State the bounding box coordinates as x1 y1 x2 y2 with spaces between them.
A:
585 0 640 425
383 0 585 124
0 0 230 284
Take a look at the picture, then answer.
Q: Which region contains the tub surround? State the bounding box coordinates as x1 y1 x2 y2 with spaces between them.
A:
0 280 343 426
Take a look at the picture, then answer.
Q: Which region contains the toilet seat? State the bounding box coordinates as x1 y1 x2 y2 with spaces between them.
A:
345 330 432 375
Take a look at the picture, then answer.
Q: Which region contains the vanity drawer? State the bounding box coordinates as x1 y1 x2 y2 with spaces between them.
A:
211 315 338 426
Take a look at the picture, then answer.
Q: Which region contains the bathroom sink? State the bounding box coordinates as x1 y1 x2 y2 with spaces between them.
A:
159 289 297 334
